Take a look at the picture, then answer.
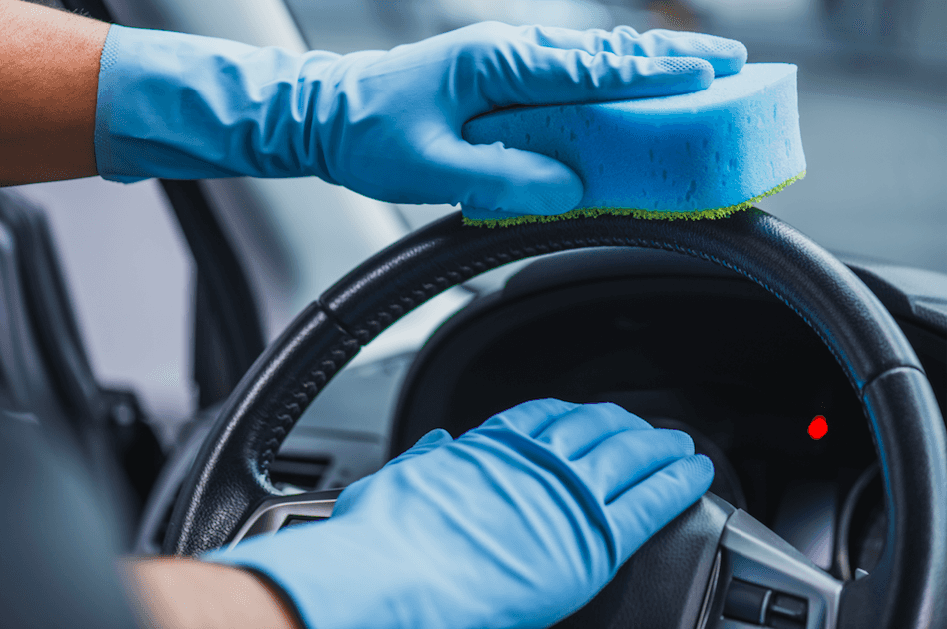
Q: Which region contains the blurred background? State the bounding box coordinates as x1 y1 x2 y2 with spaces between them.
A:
11 0 946 457
281 0 947 273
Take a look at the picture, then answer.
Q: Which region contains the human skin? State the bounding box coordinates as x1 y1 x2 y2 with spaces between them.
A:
0 0 108 184
121 557 302 629
0 7 305 625
0 5 719 627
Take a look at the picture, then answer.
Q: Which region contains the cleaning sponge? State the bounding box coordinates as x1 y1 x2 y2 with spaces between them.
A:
461 63 805 226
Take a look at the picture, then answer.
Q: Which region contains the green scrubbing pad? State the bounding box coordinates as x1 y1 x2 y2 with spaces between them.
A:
461 63 805 227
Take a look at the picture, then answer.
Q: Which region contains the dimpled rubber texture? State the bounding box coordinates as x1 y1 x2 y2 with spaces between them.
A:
461 63 805 226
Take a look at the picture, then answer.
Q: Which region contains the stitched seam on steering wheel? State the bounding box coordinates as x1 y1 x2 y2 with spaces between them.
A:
258 337 360 471
860 365 926 396
317 296 362 341
350 235 860 393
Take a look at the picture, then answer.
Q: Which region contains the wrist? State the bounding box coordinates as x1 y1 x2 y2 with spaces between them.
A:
121 557 304 629
203 517 431 629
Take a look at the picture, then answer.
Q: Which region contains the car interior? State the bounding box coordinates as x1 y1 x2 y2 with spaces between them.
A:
1 0 944 627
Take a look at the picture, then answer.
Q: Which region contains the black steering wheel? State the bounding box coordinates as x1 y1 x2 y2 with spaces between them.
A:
164 208 946 629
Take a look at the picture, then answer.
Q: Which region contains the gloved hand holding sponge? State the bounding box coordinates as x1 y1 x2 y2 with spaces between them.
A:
95 21 746 216
96 20 738 627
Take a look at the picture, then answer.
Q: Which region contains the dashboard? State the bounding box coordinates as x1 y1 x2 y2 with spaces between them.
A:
137 245 946 579
391 247 947 579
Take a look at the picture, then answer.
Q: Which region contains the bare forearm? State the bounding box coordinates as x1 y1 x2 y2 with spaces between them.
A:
0 0 110 185
122 557 304 629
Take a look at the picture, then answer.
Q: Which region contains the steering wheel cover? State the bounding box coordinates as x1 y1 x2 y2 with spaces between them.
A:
165 209 946 628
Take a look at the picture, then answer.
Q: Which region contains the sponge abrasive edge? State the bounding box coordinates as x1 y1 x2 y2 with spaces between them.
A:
461 63 806 227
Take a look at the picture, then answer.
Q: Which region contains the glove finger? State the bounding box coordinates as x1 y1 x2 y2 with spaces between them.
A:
425 136 584 216
631 29 746 77
534 402 653 459
571 428 694 501
479 398 582 437
386 428 454 467
607 454 714 561
479 44 713 111
522 24 640 53
520 25 745 78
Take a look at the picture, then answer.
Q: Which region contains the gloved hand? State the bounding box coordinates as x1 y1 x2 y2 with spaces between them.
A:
96 23 746 216
204 399 714 629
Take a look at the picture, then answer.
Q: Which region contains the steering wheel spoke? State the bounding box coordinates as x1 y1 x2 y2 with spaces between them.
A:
226 490 341 549
714 510 843 629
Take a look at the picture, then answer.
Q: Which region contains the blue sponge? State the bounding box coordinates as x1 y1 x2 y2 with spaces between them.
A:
461 63 805 226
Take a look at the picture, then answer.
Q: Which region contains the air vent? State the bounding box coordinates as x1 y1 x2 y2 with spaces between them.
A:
270 455 331 493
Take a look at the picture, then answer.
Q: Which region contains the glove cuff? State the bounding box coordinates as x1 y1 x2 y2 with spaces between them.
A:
94 24 339 183
94 25 146 183
202 518 431 629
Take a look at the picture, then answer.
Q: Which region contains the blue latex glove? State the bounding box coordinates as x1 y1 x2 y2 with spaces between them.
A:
96 23 746 216
205 399 714 629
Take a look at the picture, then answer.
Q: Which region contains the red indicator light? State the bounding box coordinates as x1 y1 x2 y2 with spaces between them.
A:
808 416 828 440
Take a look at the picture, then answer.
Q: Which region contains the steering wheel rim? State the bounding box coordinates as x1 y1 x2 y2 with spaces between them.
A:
164 208 946 628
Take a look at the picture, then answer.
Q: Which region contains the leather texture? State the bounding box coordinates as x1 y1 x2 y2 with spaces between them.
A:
163 303 360 555
167 209 946 628
321 209 921 388
839 367 947 629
